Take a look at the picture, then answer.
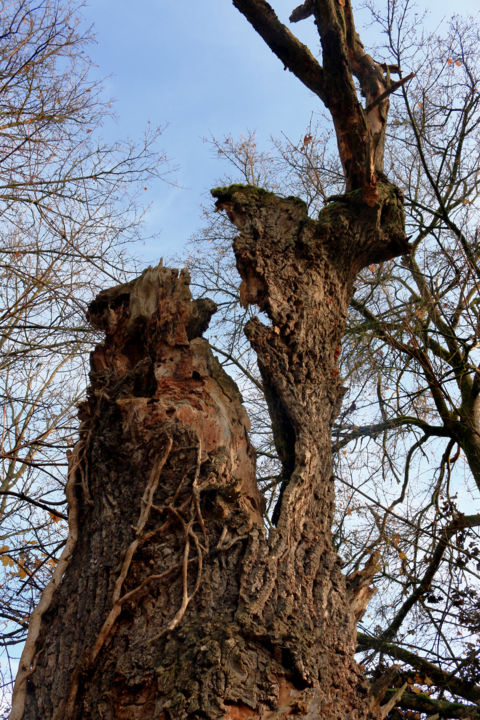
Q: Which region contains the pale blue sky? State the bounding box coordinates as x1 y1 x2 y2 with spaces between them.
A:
83 0 480 263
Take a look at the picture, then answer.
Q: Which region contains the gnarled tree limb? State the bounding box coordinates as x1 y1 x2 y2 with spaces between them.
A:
233 0 405 199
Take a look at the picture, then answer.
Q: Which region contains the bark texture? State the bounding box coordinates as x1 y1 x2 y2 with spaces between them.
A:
13 178 408 719
17 266 264 719
10 2 416 717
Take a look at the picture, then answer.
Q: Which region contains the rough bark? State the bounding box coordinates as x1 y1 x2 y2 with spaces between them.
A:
12 175 409 719
10 2 415 715
15 266 265 719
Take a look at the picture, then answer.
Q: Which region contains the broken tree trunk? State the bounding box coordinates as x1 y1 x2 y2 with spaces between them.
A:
12 173 408 719
8 0 417 716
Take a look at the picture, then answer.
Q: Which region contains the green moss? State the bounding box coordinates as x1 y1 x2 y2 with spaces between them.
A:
211 184 307 213
211 183 275 203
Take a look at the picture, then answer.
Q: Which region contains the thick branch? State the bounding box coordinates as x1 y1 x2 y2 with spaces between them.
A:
333 416 452 452
231 0 326 99
232 0 398 195
383 688 480 719
0 490 67 519
358 633 480 706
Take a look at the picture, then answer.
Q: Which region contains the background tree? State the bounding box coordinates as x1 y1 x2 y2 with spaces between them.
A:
0 0 168 706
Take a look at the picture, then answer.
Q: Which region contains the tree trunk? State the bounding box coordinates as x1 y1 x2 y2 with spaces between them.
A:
10 2 416 716
11 179 407 719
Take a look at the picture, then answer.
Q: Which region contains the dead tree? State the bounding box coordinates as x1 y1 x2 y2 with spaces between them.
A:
11 1 413 718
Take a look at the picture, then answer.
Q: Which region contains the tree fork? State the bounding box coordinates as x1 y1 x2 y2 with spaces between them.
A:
231 0 411 201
